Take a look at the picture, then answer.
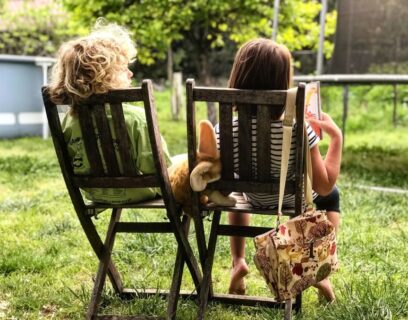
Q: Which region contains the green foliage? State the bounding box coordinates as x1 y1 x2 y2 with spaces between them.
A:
63 0 192 65
62 0 276 66
0 3 76 56
153 87 207 154
319 84 408 188
62 0 337 71
320 85 408 131
278 0 321 51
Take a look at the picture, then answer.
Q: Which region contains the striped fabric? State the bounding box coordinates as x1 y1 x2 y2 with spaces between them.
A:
215 118 319 209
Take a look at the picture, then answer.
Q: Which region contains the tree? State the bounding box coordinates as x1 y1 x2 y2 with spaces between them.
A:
63 0 336 122
0 2 76 56
173 1 276 123
63 0 191 65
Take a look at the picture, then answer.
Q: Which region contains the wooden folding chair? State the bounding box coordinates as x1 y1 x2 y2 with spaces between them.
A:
42 80 202 320
186 79 306 320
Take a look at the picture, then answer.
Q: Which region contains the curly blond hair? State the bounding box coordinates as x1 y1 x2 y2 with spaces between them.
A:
49 19 137 113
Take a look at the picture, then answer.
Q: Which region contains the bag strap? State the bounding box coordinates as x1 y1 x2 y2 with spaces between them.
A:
277 87 297 226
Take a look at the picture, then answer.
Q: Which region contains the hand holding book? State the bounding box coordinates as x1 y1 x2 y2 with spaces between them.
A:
304 81 322 139
307 112 342 142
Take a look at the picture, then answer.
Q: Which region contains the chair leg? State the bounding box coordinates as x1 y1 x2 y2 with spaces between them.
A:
192 214 207 269
198 211 221 320
294 293 302 313
167 211 203 292
86 208 121 320
167 215 190 320
284 299 292 320
192 213 214 297
77 210 124 294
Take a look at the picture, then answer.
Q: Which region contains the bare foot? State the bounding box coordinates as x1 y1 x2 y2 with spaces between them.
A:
314 278 335 303
228 258 249 295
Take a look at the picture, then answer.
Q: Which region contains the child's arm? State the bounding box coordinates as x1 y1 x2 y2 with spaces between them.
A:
307 112 343 196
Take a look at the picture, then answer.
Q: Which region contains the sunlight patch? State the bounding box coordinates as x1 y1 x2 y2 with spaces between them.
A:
0 300 10 317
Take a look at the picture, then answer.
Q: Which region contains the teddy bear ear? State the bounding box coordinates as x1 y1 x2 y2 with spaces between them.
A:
198 120 218 159
190 161 213 191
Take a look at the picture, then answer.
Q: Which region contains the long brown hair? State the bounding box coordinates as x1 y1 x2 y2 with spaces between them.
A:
228 38 292 91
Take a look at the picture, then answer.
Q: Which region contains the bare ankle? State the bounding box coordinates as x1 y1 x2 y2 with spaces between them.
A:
233 257 247 267
314 278 335 302
228 258 249 295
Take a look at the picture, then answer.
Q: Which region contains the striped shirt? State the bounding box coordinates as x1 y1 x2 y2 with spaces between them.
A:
215 118 319 209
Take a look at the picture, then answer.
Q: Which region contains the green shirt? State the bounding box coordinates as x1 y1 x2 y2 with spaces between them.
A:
62 104 172 204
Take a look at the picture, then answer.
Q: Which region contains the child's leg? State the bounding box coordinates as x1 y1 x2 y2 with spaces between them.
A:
313 186 341 302
314 210 340 302
326 210 340 233
228 211 251 295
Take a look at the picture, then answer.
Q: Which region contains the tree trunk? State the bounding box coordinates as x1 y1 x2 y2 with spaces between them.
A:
171 72 183 121
168 45 182 120
199 52 217 125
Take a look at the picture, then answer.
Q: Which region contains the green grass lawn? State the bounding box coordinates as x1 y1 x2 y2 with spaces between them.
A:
0 88 408 319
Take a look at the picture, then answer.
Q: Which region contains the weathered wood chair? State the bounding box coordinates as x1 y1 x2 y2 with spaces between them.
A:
42 79 202 320
186 79 306 320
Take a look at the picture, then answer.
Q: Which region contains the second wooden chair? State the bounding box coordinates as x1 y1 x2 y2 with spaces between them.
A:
186 79 306 320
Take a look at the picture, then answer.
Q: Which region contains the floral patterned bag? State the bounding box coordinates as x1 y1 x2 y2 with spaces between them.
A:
253 208 338 301
253 88 338 301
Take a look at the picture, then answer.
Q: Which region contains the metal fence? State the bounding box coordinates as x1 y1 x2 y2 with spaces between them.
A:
294 74 408 143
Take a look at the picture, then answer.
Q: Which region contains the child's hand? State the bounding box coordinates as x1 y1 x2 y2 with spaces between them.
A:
307 112 342 140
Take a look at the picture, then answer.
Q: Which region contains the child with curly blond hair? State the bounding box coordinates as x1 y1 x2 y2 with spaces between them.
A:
49 20 171 204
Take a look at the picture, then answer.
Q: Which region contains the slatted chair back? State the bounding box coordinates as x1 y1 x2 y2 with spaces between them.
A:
187 79 306 216
42 80 178 215
186 79 306 320
42 79 201 319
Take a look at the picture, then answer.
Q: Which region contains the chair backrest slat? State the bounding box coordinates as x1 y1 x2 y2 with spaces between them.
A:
294 85 306 214
73 175 159 188
42 88 86 212
193 87 286 104
92 104 121 176
77 105 105 176
187 79 307 215
109 102 137 176
219 103 234 180
208 179 295 194
256 105 273 182
141 80 178 212
237 104 252 180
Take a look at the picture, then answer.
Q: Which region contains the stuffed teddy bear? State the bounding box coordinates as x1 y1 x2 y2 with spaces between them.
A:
168 120 236 214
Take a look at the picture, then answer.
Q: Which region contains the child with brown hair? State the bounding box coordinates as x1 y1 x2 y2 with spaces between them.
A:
48 20 171 204
220 38 342 302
